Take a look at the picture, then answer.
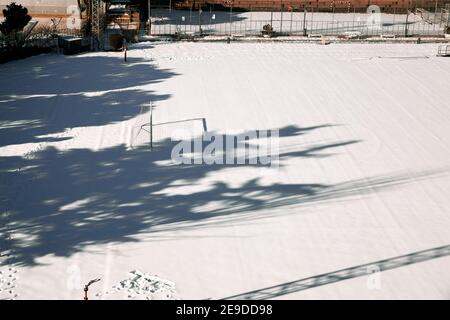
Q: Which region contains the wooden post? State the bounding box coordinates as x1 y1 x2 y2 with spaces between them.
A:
123 38 127 62
83 278 100 300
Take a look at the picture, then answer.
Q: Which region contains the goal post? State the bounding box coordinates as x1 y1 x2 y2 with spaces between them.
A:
129 101 154 150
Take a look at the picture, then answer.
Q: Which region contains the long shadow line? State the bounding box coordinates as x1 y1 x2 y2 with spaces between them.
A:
222 245 450 300
152 117 206 128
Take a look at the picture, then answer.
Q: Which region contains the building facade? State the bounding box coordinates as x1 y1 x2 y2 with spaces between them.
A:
178 1 450 12
1 0 449 15
0 1 78 15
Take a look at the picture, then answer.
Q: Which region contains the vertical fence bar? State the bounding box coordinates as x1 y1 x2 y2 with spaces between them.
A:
303 9 307 36
290 8 293 35
229 4 233 35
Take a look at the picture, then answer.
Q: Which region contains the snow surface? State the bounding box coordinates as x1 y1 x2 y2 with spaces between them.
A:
1 42 450 299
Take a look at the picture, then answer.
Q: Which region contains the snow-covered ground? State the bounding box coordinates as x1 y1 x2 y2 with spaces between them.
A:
1 42 450 299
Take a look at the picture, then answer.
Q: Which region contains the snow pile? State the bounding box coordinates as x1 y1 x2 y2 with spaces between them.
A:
105 270 178 300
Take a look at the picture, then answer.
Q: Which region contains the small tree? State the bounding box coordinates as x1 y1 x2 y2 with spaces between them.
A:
0 2 31 35
0 2 32 47
262 24 274 37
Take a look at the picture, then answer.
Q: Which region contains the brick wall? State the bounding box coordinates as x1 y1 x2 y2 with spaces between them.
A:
175 0 450 11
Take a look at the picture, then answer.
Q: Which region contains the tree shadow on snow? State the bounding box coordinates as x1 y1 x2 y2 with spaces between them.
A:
0 122 447 267
0 49 176 147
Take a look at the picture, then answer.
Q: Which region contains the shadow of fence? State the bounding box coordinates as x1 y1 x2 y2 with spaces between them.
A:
223 245 450 299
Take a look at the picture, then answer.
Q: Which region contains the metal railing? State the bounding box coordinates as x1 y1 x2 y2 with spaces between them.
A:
149 17 446 37
438 44 450 56
1 28 84 51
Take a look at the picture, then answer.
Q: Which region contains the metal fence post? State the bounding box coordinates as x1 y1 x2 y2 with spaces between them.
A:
290 7 293 35
303 8 307 36
405 10 409 37
230 4 233 35
199 6 202 34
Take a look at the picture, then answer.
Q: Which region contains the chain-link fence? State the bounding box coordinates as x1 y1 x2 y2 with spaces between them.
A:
1 27 84 49
416 7 450 25
148 9 448 37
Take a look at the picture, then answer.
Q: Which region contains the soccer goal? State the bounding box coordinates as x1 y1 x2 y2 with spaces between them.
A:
129 101 208 150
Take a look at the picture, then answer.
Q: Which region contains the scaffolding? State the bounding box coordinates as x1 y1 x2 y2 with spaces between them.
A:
91 0 105 50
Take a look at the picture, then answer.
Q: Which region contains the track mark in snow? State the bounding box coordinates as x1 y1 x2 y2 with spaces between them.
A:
0 266 19 300
96 270 178 300
0 211 19 300
100 243 114 300
351 55 429 62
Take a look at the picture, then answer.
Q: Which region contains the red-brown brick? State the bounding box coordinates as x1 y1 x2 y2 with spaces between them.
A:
175 0 450 12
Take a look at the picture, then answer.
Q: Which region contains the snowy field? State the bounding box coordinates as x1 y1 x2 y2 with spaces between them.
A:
1 42 450 299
